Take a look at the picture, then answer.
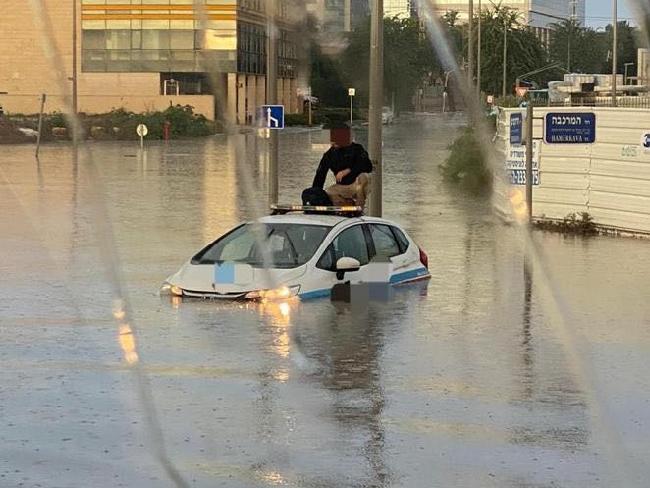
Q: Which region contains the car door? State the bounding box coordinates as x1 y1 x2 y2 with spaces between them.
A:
367 223 415 281
305 224 372 296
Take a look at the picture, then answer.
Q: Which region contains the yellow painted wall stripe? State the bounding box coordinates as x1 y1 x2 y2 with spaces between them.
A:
82 4 235 11
81 13 237 21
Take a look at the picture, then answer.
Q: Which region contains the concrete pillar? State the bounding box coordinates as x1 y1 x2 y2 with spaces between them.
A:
276 78 282 107
246 75 256 124
227 73 237 124
290 78 297 113
237 74 246 125
283 78 292 113
257 75 266 106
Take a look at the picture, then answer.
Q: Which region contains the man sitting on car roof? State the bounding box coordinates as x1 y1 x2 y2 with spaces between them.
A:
312 124 372 209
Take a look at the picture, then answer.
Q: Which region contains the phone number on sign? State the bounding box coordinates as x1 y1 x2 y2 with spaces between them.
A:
508 170 540 186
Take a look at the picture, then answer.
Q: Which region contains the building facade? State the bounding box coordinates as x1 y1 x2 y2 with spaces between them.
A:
384 0 412 19
0 0 303 122
430 0 586 45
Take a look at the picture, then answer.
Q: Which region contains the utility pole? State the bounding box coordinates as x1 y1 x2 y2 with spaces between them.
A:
477 0 482 98
525 102 534 224
267 0 279 206
368 0 383 217
612 0 618 107
72 0 78 143
502 19 508 99
468 0 474 88
567 23 572 72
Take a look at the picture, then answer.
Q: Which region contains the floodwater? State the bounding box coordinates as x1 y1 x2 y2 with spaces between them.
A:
1 115 650 487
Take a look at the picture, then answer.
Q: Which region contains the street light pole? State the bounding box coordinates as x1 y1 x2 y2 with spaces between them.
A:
267 0 279 206
368 0 383 217
612 0 618 107
477 0 482 98
72 0 78 140
502 19 508 99
468 0 474 88
567 23 572 72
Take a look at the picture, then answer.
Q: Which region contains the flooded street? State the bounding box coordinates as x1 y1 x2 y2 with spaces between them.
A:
2 115 650 487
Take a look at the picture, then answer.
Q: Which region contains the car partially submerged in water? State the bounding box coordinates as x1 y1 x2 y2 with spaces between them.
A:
161 207 430 300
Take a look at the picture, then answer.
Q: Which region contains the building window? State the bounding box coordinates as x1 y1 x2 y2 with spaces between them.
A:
237 21 266 75
278 30 297 79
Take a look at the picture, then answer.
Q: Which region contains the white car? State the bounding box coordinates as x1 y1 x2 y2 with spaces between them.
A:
161 209 430 300
382 106 394 125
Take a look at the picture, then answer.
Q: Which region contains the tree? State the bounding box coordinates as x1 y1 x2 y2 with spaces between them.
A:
549 20 607 74
474 6 547 95
340 16 439 111
602 21 641 76
310 41 348 107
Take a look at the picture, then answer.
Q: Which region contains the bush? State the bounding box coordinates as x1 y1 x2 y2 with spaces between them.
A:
85 105 215 140
285 113 321 126
534 212 598 235
440 126 492 195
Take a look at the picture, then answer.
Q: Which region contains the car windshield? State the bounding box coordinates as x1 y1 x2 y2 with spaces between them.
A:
192 223 331 269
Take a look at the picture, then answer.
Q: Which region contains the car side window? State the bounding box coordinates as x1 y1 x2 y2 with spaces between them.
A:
333 225 370 265
391 226 410 254
318 225 369 270
316 245 335 270
369 224 401 259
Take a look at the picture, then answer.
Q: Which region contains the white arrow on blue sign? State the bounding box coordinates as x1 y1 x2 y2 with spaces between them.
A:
260 105 285 129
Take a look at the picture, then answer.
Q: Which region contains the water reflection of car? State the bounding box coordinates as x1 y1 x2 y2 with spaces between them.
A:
162 211 430 300
382 106 394 125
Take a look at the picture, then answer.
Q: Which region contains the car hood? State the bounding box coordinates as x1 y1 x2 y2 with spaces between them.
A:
166 261 308 294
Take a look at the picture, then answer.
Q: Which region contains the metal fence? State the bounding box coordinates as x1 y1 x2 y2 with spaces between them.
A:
539 97 650 109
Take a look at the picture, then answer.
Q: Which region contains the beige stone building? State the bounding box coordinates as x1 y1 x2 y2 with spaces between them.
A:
0 0 303 122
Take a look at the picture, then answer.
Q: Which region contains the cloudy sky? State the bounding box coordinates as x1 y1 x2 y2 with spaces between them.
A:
586 0 634 27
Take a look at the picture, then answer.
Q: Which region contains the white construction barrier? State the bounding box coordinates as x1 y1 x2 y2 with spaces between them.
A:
496 106 650 235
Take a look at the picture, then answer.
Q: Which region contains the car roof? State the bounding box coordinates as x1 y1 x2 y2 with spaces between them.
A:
256 213 400 229
257 213 355 227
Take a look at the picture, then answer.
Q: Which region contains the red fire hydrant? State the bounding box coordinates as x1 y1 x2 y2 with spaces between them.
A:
163 120 171 141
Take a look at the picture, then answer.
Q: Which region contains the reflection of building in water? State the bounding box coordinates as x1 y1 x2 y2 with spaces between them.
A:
0 0 303 123
200 138 239 244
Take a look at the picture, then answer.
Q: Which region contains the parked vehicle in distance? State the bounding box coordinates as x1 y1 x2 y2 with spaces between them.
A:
382 106 394 124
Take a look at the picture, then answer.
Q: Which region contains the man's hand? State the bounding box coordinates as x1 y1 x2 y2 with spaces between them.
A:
335 168 352 183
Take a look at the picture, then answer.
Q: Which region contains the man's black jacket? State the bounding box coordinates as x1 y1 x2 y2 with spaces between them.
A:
312 143 373 188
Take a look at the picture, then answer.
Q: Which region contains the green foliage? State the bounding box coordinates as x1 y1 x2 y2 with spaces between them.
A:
548 20 606 74
8 105 214 141
335 16 439 111
535 212 597 235
86 105 214 140
285 112 321 126
440 126 492 195
549 20 640 77
310 41 348 107
602 22 641 75
475 6 548 96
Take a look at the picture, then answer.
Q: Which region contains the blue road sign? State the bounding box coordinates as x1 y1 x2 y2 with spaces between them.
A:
510 113 523 145
260 105 284 129
545 112 596 144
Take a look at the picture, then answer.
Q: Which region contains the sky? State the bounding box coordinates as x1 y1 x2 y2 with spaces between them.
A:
586 0 634 28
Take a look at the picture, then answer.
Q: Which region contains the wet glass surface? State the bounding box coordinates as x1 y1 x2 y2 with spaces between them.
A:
1 115 650 487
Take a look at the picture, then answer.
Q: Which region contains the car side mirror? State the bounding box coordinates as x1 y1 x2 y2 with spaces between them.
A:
336 257 361 280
